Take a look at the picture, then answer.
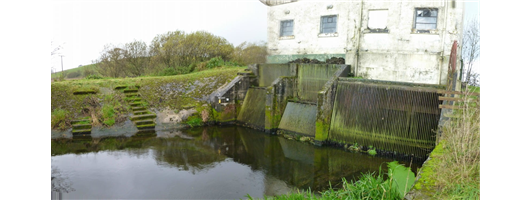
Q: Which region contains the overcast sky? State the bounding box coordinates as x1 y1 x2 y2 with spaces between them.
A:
51 0 479 72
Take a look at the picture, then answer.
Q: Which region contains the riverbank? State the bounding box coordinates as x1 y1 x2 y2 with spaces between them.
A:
51 66 479 199
51 66 246 133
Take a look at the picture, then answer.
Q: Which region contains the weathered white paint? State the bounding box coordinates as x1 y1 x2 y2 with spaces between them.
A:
264 0 464 85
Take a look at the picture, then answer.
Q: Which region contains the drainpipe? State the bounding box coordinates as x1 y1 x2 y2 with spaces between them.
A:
439 0 449 85
355 0 364 76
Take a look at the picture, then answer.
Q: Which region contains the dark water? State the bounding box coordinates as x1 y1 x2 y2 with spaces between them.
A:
51 126 422 199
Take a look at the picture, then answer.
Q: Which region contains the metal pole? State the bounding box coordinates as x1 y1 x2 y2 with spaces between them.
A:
60 55 64 78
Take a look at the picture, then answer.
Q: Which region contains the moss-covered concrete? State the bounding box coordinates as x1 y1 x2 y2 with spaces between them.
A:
405 141 445 199
266 54 346 64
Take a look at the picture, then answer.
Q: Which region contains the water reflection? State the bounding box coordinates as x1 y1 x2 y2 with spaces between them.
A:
51 126 422 199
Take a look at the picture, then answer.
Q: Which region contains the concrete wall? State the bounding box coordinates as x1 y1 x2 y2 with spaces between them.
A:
209 72 257 123
265 0 464 85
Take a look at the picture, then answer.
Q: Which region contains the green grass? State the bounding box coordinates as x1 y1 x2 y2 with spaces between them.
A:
101 104 115 126
52 63 99 79
412 90 480 199
186 115 202 127
51 109 69 130
252 161 415 200
51 66 244 130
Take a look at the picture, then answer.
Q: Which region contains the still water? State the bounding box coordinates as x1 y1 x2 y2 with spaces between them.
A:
51 126 421 199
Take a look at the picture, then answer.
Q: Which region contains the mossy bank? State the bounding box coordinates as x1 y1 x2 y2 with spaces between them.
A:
51 66 246 134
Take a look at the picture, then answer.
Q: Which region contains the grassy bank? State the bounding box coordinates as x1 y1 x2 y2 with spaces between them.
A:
51 66 246 130
411 86 480 199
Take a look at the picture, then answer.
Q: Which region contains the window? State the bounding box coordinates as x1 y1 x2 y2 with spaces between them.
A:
320 15 337 33
414 8 438 30
280 20 294 37
368 10 388 31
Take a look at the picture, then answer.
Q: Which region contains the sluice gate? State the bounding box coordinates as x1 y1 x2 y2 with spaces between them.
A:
237 87 267 130
329 79 441 159
210 63 443 159
278 102 317 137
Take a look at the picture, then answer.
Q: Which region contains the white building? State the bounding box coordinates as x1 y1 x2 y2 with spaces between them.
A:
260 0 464 85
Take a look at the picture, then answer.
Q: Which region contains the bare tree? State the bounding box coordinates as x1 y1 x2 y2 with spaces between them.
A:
149 30 186 70
231 41 268 65
51 41 63 56
124 40 148 76
96 44 127 78
462 17 480 86
51 41 63 77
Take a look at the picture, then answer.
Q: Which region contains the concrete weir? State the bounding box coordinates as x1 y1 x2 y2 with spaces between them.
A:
209 63 443 158
278 102 317 136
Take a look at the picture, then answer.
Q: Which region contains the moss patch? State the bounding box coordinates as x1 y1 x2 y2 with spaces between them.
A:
412 141 445 193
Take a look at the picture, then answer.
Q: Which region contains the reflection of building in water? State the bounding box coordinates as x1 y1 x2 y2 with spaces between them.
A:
51 126 421 194
229 126 410 191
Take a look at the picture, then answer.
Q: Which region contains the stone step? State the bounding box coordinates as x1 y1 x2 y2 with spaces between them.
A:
71 120 91 125
73 90 97 95
114 85 127 90
133 110 148 115
137 123 156 130
126 97 142 102
116 85 140 90
123 89 138 93
131 114 156 121
72 129 91 134
132 106 146 111
125 93 139 97
72 124 92 129
129 102 143 107
134 120 155 125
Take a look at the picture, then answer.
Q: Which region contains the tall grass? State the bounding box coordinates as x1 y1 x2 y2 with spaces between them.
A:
251 161 415 200
51 109 69 130
430 88 480 198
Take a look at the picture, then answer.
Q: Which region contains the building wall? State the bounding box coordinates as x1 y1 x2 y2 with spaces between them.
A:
265 0 464 85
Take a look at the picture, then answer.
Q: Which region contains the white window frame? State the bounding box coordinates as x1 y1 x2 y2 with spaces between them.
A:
319 15 339 37
367 9 389 33
413 8 438 33
279 19 295 40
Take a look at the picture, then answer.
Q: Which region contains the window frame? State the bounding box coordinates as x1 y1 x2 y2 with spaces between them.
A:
413 8 439 34
367 9 389 33
279 19 295 38
320 15 338 34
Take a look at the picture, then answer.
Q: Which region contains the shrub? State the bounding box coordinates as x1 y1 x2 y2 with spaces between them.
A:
85 74 103 79
83 68 97 77
66 71 81 78
158 67 179 76
206 56 224 68
186 115 202 127
101 104 115 126
51 109 69 130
